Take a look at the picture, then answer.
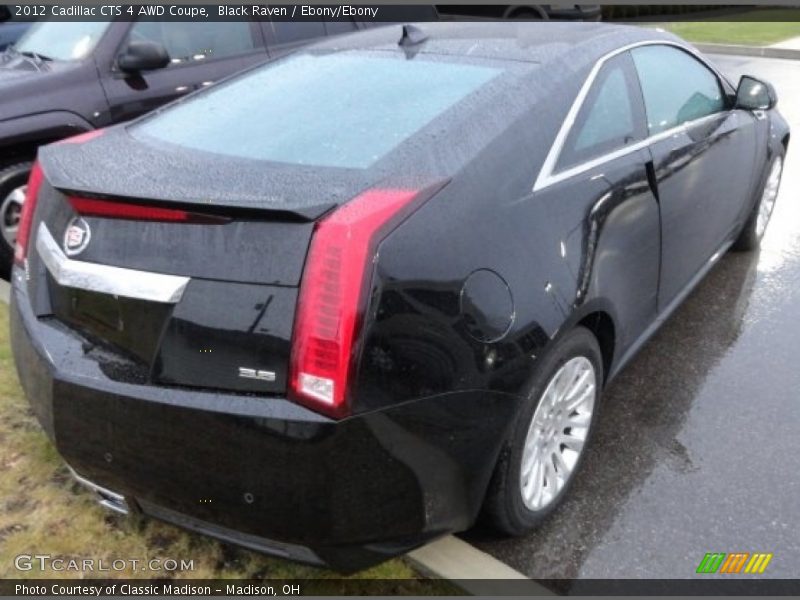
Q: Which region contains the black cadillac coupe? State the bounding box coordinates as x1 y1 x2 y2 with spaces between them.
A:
9 23 789 571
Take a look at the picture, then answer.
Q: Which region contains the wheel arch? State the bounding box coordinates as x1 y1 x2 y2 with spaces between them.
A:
576 311 616 385
0 111 95 168
539 297 620 388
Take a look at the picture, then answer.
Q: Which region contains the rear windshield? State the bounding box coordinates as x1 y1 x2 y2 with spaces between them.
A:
133 52 502 169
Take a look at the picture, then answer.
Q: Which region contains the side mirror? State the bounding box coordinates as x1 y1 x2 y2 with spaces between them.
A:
117 41 170 73
735 75 777 111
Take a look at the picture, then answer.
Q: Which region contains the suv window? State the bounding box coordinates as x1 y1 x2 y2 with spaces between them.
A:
557 53 644 170
16 21 111 61
631 45 726 135
127 21 256 65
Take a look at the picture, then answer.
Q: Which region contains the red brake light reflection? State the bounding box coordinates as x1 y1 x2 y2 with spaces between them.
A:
57 129 106 145
68 197 229 224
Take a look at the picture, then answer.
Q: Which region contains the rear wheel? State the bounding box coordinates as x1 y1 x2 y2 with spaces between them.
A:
732 152 783 252
0 162 33 279
483 326 602 535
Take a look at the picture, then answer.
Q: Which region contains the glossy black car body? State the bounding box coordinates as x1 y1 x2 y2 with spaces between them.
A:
10 23 789 571
0 18 373 276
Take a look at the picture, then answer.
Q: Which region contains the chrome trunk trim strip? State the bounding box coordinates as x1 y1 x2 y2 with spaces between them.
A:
36 222 189 304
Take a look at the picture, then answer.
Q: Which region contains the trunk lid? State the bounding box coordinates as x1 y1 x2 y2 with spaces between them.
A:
25 147 347 394
28 126 446 400
39 126 385 220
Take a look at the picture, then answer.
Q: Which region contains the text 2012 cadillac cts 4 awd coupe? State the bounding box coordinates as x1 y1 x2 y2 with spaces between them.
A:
9 23 789 570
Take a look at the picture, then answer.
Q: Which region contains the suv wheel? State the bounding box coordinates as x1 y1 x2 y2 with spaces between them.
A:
0 162 33 279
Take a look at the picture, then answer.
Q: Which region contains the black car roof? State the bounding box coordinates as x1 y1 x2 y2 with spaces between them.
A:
314 22 684 68
40 23 690 218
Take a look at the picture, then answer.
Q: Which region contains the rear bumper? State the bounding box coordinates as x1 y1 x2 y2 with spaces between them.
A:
9 272 519 571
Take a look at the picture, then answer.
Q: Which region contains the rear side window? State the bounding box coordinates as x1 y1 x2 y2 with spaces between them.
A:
556 53 644 170
126 21 256 64
133 53 501 169
631 45 726 135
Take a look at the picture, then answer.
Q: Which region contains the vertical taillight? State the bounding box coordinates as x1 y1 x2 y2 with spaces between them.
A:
13 162 44 266
289 188 421 419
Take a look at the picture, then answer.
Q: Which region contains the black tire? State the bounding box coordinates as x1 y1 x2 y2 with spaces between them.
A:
483 326 603 536
508 9 544 20
0 161 33 280
732 150 784 252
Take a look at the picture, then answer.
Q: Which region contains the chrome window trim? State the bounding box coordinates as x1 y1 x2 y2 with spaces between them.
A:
533 40 734 193
35 222 189 304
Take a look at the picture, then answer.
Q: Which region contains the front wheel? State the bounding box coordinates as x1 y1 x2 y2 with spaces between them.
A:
0 162 34 279
732 152 784 252
483 326 602 535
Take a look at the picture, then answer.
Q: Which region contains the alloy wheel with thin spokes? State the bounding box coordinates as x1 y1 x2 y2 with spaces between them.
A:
755 155 783 240
483 326 602 535
520 356 596 512
1 184 26 250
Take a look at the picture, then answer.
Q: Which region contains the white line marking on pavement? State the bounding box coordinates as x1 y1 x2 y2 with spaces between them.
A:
407 534 553 595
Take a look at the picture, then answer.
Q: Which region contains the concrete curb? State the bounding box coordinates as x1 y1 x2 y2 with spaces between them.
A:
406 535 553 595
694 43 800 60
0 279 9 304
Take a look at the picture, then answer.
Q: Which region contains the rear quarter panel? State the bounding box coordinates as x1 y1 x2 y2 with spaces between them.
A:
356 122 661 414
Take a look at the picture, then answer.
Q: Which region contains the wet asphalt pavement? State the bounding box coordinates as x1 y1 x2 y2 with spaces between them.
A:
465 54 800 579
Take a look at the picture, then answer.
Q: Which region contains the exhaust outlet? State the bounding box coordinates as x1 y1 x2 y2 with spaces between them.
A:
67 465 130 515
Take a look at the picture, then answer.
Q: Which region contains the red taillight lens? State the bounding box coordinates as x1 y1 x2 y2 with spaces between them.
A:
13 162 44 266
289 188 421 418
68 197 229 224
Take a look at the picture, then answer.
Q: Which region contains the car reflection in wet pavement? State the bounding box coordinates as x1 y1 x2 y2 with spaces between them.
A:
465 54 800 579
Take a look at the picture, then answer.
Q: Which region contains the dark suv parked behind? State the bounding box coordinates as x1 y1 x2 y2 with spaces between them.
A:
0 18 371 277
0 6 32 50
